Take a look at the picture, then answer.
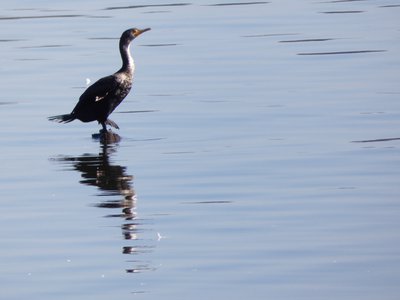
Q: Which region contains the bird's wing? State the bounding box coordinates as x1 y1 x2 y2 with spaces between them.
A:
72 75 118 113
72 75 118 119
71 75 118 122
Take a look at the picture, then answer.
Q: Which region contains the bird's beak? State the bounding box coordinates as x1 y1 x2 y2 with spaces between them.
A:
135 28 151 37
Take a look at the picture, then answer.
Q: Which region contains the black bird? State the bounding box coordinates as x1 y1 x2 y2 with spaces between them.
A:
49 28 151 131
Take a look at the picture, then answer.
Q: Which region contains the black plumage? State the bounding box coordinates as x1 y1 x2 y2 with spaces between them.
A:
49 27 150 131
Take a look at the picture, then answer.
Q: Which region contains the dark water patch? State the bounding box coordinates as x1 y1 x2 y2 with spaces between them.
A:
207 1 269 6
379 4 400 8
297 49 386 55
279 38 334 43
242 33 299 38
352 137 400 143
321 10 364 14
0 101 18 105
19 44 71 49
141 43 180 47
0 39 26 42
0 14 84 21
104 3 191 10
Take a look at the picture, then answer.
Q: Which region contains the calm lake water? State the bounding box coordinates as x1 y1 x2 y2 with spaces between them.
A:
1 1 400 299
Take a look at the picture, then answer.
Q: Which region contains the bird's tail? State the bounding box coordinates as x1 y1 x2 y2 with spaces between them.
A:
48 114 75 124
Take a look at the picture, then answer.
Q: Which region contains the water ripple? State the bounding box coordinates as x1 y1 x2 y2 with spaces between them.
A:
321 10 364 14
207 1 269 6
0 14 84 21
279 38 334 43
297 49 386 55
104 3 191 10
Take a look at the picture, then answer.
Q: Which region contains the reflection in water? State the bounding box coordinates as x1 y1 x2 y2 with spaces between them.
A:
53 133 155 274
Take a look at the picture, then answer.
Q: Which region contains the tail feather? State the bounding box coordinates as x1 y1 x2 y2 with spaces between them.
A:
48 114 75 123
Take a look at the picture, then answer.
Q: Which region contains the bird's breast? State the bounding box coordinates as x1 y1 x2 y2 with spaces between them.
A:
115 72 132 83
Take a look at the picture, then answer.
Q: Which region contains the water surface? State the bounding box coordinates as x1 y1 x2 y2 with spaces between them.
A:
1 1 400 299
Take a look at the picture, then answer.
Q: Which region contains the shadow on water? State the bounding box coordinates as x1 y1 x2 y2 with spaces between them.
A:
52 131 156 274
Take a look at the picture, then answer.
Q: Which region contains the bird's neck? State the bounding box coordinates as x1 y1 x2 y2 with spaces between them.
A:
118 42 134 74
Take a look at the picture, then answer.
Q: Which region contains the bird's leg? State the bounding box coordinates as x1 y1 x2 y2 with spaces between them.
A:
105 119 120 130
101 122 107 133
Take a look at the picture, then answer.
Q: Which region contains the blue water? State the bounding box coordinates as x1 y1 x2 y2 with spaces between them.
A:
1 1 400 299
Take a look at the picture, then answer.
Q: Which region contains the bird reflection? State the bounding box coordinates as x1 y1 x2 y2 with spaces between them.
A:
53 133 155 274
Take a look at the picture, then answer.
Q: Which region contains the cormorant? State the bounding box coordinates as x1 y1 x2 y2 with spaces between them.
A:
48 28 151 131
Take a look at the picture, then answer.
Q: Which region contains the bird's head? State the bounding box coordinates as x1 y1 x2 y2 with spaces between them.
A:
121 27 151 43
